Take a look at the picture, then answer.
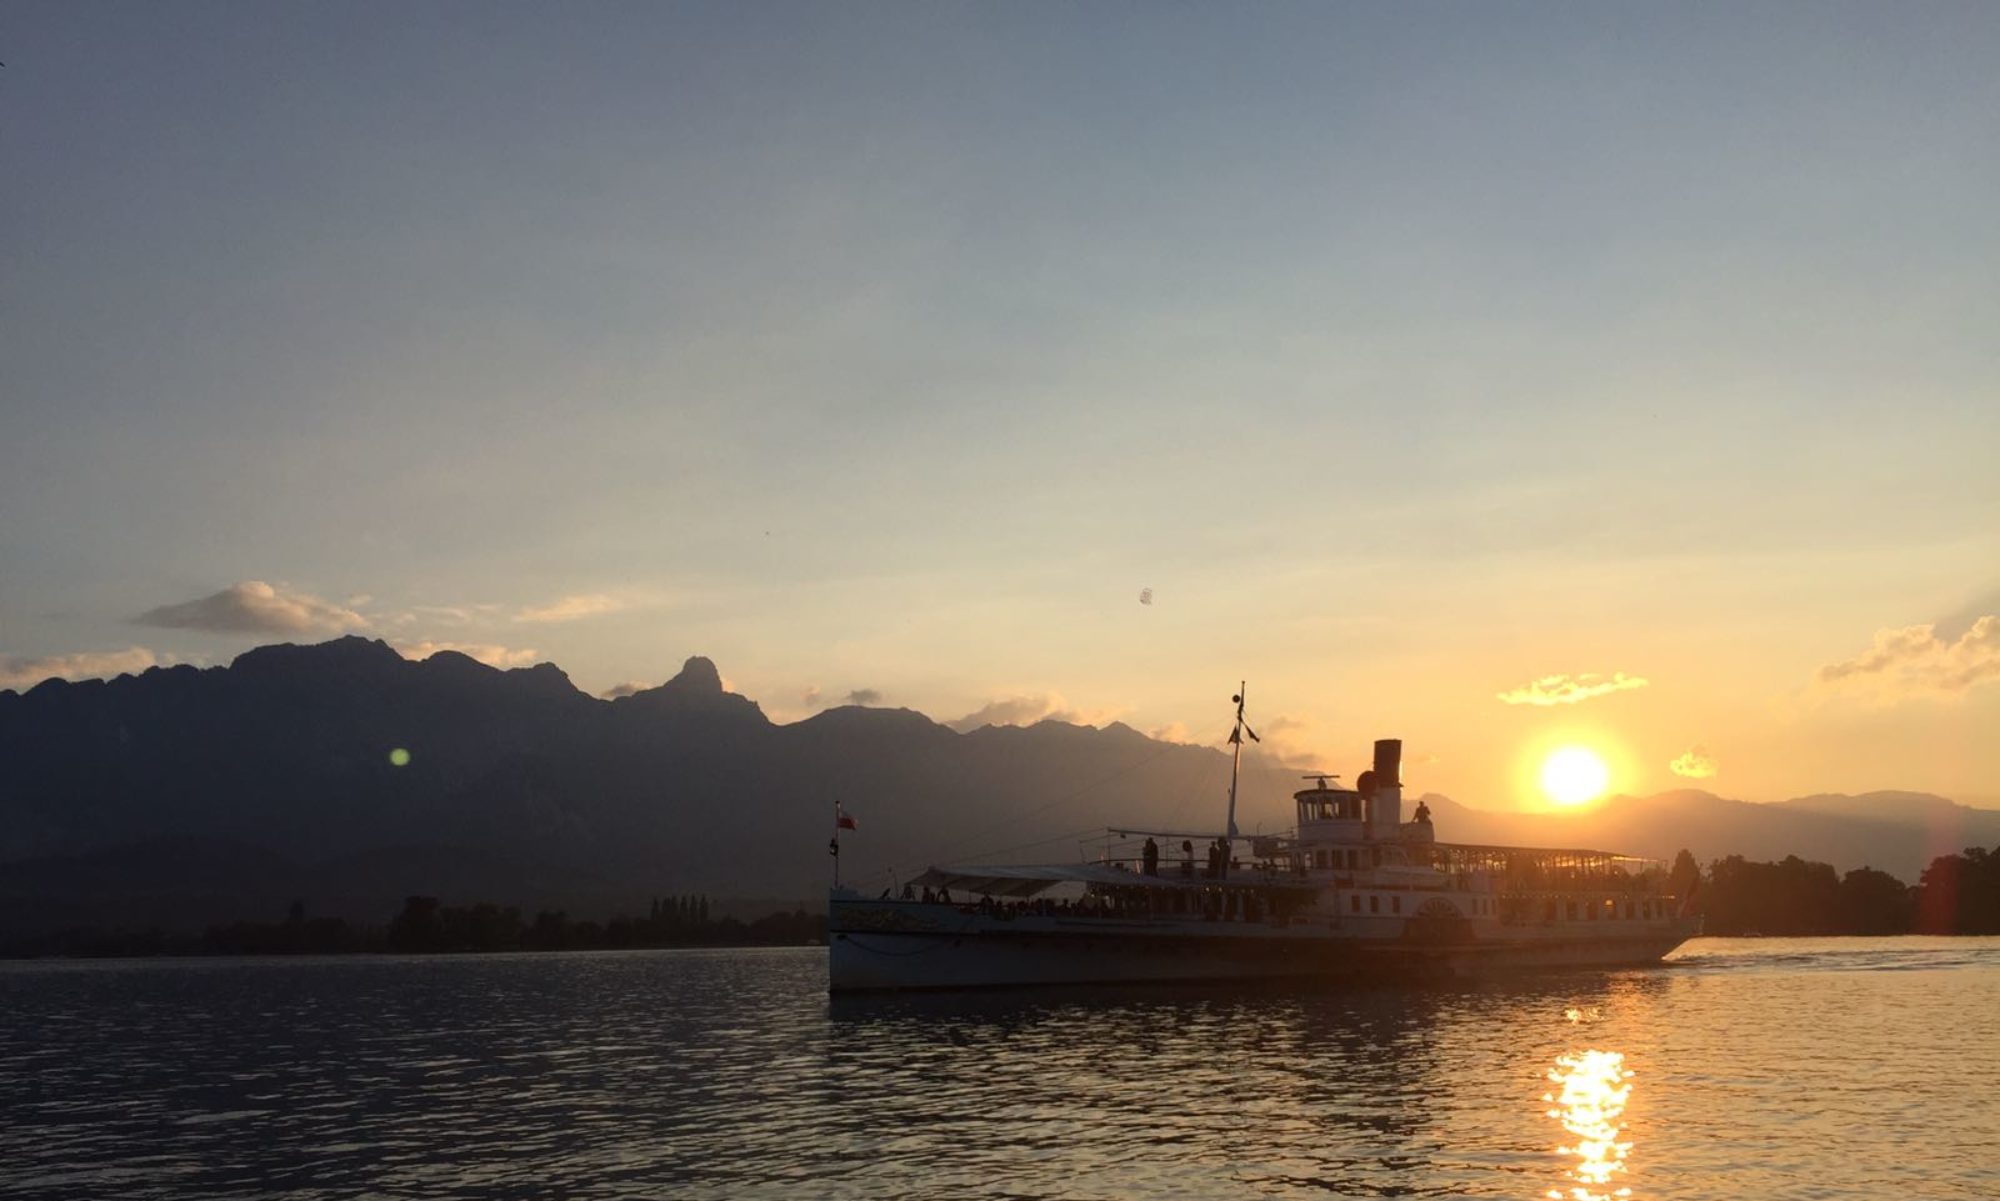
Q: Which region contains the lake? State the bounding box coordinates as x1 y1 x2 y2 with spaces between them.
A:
2 938 1995 1199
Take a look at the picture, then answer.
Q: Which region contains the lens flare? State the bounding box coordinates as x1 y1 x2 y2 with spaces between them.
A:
1544 1048 1633 1201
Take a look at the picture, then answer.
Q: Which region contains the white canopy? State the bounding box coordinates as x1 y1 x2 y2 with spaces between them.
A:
911 862 1314 899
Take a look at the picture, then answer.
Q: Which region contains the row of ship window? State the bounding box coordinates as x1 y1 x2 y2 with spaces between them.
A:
1310 849 1365 870
1342 895 1662 920
1553 898 1660 921
1343 895 1494 915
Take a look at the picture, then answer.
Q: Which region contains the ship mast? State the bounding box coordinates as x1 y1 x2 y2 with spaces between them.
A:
1225 682 1258 840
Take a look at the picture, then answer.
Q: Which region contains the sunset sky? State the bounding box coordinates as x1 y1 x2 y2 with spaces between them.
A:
3 4 1996 808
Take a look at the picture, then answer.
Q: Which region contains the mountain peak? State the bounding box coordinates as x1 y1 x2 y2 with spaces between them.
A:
664 656 722 693
610 655 766 722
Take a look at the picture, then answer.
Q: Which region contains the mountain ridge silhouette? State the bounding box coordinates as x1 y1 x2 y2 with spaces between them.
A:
4 637 1994 932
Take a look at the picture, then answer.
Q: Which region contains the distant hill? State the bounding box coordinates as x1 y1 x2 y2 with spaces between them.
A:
1414 789 2000 883
3 636 1993 933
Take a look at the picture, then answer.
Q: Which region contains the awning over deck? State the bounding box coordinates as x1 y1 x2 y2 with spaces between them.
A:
911 862 1312 899
1426 842 1660 874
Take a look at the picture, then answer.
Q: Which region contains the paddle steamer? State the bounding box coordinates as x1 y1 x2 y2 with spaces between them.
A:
829 692 1698 992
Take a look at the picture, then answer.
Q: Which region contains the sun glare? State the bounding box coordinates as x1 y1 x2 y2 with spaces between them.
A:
1540 747 1610 807
1545 1048 1634 1200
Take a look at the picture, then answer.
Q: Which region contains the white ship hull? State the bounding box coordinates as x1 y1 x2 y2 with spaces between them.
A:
829 896 1695 992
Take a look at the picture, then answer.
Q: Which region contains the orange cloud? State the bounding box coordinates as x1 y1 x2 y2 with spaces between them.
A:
1 646 166 691
515 593 625 624
1814 615 2000 700
138 581 366 635
1669 746 1718 779
1497 671 1648 706
396 641 541 669
947 692 1122 733
1246 713 1329 766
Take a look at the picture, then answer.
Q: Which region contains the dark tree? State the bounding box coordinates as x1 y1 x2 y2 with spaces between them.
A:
1917 847 2000 934
388 895 443 952
1836 866 1914 935
1705 855 1843 935
1669 848 1699 902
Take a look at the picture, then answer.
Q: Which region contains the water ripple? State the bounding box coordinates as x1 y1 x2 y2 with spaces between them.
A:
1 940 1997 1199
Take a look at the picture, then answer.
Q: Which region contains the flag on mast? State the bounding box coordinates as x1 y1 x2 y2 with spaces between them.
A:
1228 691 1259 745
830 801 857 861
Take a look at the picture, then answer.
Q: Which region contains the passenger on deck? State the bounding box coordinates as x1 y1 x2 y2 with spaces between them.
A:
1142 837 1160 876
1181 840 1195 877
901 883 915 900
1414 800 1432 825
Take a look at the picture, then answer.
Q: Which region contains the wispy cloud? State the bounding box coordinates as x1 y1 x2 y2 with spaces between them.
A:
1813 615 2000 701
138 581 367 635
1148 721 1192 744
795 685 882 709
515 594 625 624
395 641 541 669
1248 712 1328 766
1669 746 1718 779
947 692 1122 733
401 603 502 626
600 680 651 699
1 646 167 691
1496 671 1649 706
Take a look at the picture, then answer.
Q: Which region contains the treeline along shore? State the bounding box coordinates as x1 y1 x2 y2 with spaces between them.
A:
1 893 825 959
1698 844 1999 936
6 845 1996 959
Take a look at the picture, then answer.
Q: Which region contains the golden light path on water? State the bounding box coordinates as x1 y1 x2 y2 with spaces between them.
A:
1547 1006 1634 1201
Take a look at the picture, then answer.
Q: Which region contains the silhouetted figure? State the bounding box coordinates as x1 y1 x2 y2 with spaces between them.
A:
1414 800 1432 825
1142 837 1159 876
1181 839 1195 877
901 883 915 901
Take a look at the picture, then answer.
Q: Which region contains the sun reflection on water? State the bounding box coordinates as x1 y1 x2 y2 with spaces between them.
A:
1545 1048 1634 1201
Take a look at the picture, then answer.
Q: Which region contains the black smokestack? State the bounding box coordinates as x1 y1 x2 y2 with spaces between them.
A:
1373 739 1402 788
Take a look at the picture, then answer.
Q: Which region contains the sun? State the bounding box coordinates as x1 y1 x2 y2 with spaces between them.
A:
1540 746 1611 806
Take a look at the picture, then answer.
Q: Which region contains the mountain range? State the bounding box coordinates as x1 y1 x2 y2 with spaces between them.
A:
4 636 1995 934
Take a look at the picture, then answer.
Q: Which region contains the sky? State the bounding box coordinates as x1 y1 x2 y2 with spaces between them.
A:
3 3 1996 809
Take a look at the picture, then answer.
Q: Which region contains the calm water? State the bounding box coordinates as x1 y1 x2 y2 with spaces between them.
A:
2 938 1996 1200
